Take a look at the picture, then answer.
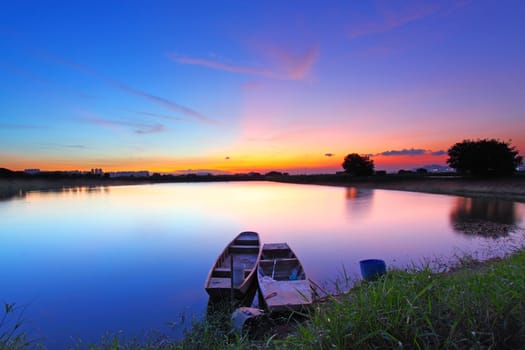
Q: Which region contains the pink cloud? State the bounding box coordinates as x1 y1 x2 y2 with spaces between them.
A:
347 1 440 39
264 45 320 80
169 44 319 81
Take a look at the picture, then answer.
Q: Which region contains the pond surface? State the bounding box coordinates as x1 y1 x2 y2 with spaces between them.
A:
1 181 524 347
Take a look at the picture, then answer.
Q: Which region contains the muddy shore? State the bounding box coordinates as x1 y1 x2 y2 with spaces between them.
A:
273 174 525 203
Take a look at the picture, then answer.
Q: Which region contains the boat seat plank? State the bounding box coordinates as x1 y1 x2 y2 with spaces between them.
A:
259 258 299 265
208 277 231 289
229 245 260 253
235 238 260 246
213 267 231 278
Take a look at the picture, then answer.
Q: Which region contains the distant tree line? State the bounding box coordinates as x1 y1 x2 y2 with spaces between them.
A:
343 139 522 177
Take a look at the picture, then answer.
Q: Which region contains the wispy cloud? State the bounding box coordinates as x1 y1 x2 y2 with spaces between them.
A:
378 148 446 156
40 52 214 124
135 124 165 134
265 45 320 80
0 123 46 129
137 111 186 122
84 115 165 134
114 82 216 124
348 1 439 39
40 143 88 149
169 44 319 81
170 54 276 77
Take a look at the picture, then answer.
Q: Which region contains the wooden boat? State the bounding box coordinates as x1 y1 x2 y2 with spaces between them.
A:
205 231 262 299
257 243 313 312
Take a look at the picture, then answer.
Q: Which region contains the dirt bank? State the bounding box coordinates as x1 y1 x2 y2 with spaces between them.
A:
274 175 525 203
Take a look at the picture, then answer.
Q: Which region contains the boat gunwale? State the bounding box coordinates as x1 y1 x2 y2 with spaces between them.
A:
205 231 262 297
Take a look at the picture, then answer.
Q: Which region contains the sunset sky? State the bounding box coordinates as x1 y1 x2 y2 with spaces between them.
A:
1 0 524 174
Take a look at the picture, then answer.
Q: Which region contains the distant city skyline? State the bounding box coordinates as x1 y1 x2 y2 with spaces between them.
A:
1 1 524 174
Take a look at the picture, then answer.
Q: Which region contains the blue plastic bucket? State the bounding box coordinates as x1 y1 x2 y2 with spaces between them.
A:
359 259 386 280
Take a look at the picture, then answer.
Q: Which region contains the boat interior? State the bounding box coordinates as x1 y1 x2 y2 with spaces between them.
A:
211 233 260 281
259 243 305 281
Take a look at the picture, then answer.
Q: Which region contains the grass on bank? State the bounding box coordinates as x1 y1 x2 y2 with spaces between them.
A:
3 250 525 349
284 250 525 349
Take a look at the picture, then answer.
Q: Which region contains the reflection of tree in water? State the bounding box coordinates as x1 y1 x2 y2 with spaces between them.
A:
450 197 521 238
345 187 374 219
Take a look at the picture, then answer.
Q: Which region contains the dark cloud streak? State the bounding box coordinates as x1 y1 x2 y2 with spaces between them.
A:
378 148 447 156
0 123 46 129
39 52 215 124
380 148 426 156
84 116 165 135
138 111 185 122
114 83 217 125
40 143 88 149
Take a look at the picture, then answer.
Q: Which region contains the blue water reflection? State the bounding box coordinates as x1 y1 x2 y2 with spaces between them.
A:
0 182 523 347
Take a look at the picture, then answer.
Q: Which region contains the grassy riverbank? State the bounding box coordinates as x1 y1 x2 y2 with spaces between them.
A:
284 249 525 349
159 248 525 349
272 173 525 203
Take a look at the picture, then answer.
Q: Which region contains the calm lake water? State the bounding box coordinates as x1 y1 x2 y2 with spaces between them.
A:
1 181 524 347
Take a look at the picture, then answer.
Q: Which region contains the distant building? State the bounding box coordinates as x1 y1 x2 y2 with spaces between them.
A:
91 168 104 175
24 168 40 175
108 171 149 178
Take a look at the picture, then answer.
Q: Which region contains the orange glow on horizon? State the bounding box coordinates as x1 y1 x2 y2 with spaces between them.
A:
2 152 449 174
2 143 452 174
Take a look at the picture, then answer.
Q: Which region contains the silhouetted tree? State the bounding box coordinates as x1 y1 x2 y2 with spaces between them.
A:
342 153 374 176
447 139 522 177
0 168 14 177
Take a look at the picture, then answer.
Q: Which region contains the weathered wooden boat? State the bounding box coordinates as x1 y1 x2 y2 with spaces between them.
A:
205 231 262 299
257 243 313 312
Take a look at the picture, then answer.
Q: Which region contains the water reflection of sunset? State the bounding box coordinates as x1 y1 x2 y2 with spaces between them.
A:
3 182 525 347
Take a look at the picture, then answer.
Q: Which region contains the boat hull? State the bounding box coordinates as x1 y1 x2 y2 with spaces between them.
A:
205 231 262 300
257 243 313 312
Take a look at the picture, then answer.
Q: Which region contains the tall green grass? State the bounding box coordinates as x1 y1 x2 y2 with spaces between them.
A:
283 250 525 349
0 303 36 350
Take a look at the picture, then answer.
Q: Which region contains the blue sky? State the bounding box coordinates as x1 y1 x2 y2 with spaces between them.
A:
1 0 524 173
